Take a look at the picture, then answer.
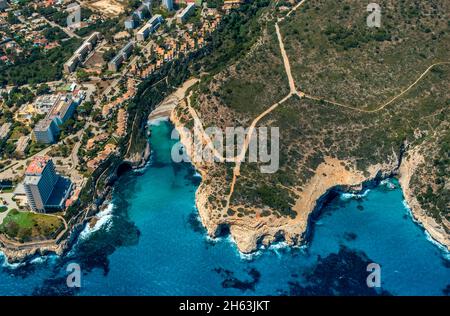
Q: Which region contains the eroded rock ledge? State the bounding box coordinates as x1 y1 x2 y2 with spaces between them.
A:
398 150 450 250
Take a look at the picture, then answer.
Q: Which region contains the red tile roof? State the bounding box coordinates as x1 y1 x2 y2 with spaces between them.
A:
26 156 51 175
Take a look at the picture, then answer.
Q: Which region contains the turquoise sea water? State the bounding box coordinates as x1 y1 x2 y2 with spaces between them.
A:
0 119 448 295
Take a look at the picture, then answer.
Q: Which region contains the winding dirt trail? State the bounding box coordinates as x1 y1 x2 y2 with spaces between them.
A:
183 0 309 212
222 1 309 211
304 61 450 113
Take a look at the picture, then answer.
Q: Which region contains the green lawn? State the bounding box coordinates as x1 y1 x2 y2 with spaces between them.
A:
0 209 64 242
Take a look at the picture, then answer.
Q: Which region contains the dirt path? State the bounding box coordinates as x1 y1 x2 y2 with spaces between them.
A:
275 23 297 93
303 61 450 113
222 1 310 210
224 94 292 210
286 0 307 18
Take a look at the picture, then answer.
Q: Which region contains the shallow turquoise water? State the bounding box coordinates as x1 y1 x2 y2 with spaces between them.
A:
0 119 448 295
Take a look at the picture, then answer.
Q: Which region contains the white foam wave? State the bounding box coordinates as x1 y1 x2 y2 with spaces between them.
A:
0 249 58 269
222 235 262 261
78 202 115 241
266 241 290 258
132 158 152 173
0 252 25 269
402 199 450 257
204 233 262 260
238 250 261 261
148 116 169 126
205 234 228 244
340 189 370 201
380 179 396 189
29 254 58 265
30 256 47 265
267 241 289 251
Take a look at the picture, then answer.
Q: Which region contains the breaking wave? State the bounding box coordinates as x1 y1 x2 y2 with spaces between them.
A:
340 189 370 201
402 199 450 258
78 202 115 241
148 116 169 126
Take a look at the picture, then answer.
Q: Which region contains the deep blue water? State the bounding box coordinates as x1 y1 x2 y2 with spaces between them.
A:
0 119 448 296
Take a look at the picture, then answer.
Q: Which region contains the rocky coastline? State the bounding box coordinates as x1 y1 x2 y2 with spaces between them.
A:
398 150 450 251
0 79 194 264
2 87 448 264
0 130 151 265
170 105 450 254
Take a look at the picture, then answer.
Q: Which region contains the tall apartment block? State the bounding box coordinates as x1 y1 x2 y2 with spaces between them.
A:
177 3 195 23
136 15 164 41
163 0 173 11
32 94 78 144
64 32 101 73
23 157 72 213
108 41 135 72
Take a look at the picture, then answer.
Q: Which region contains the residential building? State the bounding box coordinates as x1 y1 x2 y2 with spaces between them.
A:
23 156 72 212
34 94 62 114
15 135 30 156
48 95 77 125
115 108 128 137
143 0 152 9
149 14 163 30
64 54 79 73
177 3 195 23
136 15 163 41
136 22 151 42
0 123 11 139
108 41 134 72
124 16 137 29
124 1 151 30
86 144 117 171
32 92 82 144
86 133 109 150
33 118 59 144
64 32 101 73
0 0 9 11
162 0 173 11
135 3 150 20
223 0 244 10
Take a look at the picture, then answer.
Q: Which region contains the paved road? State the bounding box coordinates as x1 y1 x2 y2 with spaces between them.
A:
0 143 59 180
42 16 82 39
0 209 9 225
0 193 19 224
